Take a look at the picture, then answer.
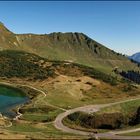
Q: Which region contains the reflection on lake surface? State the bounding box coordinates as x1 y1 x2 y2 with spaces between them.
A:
0 84 29 118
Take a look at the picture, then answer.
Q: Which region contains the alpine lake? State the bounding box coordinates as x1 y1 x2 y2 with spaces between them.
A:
0 84 29 118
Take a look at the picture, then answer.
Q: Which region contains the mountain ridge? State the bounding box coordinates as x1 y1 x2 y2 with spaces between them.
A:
0 23 139 73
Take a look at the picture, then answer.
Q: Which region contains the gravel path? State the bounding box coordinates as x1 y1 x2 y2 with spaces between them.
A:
54 97 140 139
1 81 140 139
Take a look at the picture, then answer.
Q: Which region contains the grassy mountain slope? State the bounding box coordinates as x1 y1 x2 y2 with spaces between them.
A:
0 50 117 85
0 50 139 109
0 23 139 73
0 50 140 139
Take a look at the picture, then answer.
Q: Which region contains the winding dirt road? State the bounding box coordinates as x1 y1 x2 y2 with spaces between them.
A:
1 81 140 139
0 82 65 126
54 97 140 140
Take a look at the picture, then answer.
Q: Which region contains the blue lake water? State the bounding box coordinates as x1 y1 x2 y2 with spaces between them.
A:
0 84 29 118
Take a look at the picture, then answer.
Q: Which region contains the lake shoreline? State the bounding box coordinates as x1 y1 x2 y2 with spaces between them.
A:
0 81 40 123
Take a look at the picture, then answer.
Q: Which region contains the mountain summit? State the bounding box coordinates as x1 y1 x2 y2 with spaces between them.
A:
0 23 139 73
0 22 12 33
0 22 19 49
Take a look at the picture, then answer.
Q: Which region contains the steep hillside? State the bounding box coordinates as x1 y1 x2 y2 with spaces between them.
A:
0 22 139 73
0 50 139 109
0 22 19 49
0 50 117 85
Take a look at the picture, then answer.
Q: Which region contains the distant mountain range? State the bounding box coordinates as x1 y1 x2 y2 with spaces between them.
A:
129 52 140 63
0 22 139 73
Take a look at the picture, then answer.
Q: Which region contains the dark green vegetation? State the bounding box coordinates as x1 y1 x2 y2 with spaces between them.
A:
120 70 140 84
0 50 117 85
64 111 124 130
0 23 139 73
16 85 40 99
0 50 139 110
0 84 29 118
64 100 140 130
0 50 54 79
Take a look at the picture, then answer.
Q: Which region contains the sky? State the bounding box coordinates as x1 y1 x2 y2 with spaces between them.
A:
0 1 140 55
